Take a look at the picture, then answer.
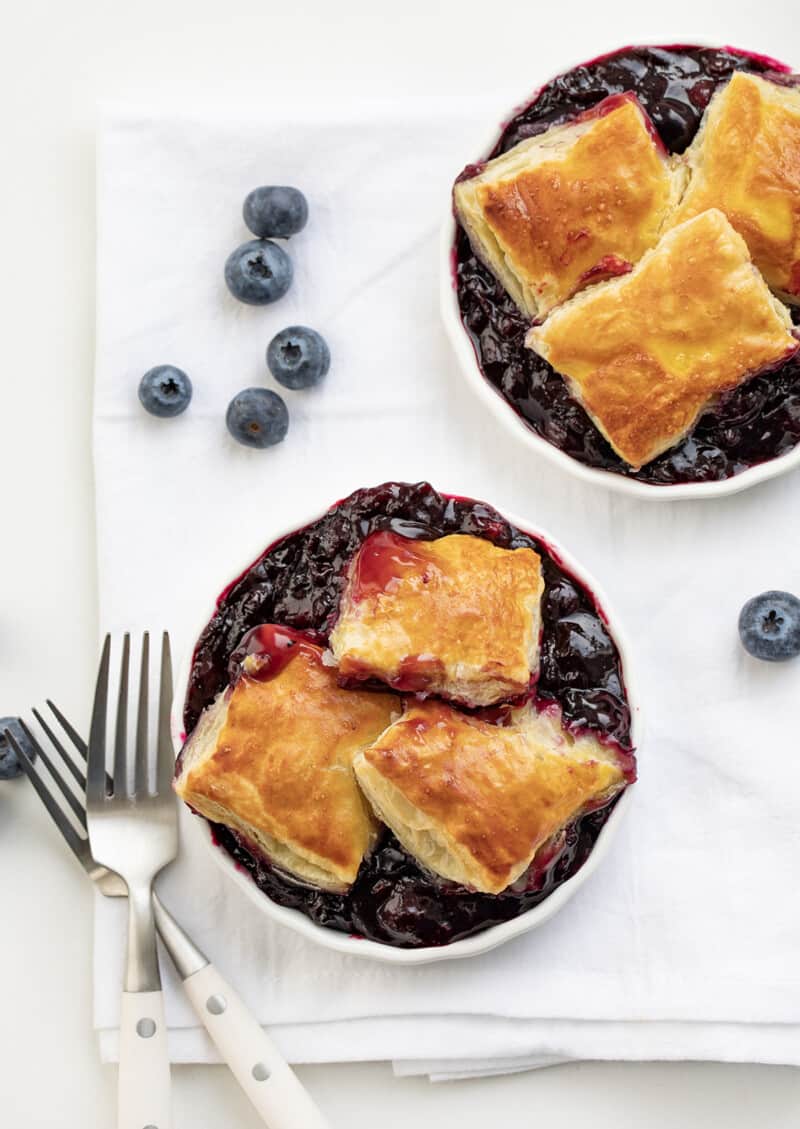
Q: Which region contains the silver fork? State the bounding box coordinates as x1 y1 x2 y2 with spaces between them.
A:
87 632 177 1129
11 697 333 1129
11 702 206 946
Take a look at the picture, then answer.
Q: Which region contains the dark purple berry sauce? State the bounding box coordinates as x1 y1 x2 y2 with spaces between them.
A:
184 482 634 947
455 44 800 486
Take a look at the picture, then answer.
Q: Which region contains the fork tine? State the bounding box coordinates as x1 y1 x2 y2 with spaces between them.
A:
87 634 111 806
134 632 150 795
32 707 85 790
47 700 114 794
47 698 87 757
14 721 86 828
113 633 131 796
156 632 174 795
10 730 86 861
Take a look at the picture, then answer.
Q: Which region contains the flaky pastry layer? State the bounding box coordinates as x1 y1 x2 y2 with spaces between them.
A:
526 208 798 468
671 72 800 304
455 92 686 318
175 638 398 891
329 532 544 707
354 700 626 895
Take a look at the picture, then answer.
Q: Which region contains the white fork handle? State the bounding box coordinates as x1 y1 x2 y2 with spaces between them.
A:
182 963 331 1129
119 990 172 1129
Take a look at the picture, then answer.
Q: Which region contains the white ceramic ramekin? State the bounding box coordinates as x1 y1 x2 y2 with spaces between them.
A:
440 44 800 501
171 489 642 965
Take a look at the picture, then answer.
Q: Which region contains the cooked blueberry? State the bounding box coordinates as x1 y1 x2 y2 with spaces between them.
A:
0 718 36 780
738 590 800 662
226 388 288 448
267 326 330 390
224 240 293 305
138 366 192 418
243 186 308 239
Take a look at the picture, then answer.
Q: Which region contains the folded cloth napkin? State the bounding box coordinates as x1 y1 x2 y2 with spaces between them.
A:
93 100 800 1081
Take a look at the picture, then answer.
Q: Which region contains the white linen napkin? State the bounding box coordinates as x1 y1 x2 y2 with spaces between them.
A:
93 100 800 1081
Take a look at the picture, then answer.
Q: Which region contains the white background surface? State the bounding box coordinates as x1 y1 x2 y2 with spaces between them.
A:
3 0 800 1125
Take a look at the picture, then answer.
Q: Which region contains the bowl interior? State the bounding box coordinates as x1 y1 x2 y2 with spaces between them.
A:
171 497 642 964
441 44 800 501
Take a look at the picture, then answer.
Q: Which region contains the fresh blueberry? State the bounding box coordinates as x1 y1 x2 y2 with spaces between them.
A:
267 326 330 390
224 239 293 305
738 590 800 662
0 718 36 780
243 186 308 239
226 388 289 448
138 366 192 418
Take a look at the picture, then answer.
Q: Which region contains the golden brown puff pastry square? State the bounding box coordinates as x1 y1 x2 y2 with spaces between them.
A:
454 92 686 319
353 700 626 895
671 72 800 304
526 208 798 469
174 625 399 892
328 531 544 708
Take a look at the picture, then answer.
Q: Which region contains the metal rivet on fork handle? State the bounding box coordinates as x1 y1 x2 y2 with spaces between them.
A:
136 1018 156 1038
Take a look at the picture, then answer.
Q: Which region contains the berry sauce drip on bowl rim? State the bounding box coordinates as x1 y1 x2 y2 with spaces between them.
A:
182 482 635 948
454 44 800 487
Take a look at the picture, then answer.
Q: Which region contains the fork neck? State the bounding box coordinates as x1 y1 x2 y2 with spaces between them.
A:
125 882 160 993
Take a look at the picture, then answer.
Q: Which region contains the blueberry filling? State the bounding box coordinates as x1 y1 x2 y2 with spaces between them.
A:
455 45 800 486
183 483 634 948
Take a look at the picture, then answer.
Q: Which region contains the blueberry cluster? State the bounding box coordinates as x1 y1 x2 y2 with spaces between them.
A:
138 186 329 449
224 186 306 306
